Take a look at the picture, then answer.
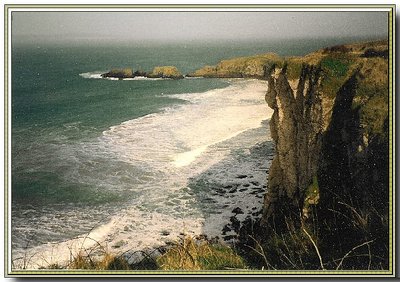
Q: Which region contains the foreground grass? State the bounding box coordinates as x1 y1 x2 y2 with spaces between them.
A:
51 236 246 271
157 236 246 270
238 195 389 270
39 200 387 271
69 252 133 270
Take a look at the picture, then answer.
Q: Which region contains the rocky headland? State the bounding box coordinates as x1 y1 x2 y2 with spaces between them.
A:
186 53 282 79
237 40 389 270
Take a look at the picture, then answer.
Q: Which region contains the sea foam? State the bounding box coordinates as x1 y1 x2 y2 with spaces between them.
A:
12 79 274 269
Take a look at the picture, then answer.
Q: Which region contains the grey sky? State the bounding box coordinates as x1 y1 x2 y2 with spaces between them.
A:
12 11 388 44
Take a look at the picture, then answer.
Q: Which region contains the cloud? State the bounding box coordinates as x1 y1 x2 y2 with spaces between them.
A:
12 11 388 44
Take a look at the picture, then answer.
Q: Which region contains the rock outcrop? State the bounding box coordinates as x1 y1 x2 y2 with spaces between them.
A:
101 66 184 80
263 64 324 220
147 66 184 79
101 68 134 79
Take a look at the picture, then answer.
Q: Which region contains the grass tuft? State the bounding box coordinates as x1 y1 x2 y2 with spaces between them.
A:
69 251 132 270
157 236 247 270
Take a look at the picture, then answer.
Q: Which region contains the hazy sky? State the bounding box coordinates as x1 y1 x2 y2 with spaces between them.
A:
12 11 388 44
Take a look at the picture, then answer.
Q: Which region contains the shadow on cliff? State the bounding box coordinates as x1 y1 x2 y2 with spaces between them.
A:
317 71 389 269
238 63 389 270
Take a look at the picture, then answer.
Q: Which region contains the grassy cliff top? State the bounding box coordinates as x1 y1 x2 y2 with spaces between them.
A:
284 40 388 139
189 40 388 86
190 40 388 137
188 53 282 78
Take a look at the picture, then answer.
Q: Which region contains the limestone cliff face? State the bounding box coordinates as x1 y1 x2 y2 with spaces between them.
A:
262 41 389 226
263 65 325 220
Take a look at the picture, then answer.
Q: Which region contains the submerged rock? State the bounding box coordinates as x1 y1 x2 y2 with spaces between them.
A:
232 207 244 215
230 216 241 232
161 230 170 236
222 225 231 235
236 174 248 179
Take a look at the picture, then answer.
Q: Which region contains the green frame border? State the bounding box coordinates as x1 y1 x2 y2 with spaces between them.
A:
3 4 396 278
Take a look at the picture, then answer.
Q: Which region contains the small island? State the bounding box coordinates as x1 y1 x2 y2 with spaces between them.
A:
101 66 184 80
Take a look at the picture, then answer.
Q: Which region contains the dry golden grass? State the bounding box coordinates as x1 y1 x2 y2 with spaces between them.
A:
68 250 132 270
157 236 247 270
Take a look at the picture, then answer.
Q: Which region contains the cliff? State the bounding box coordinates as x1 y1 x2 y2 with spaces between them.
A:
257 40 389 269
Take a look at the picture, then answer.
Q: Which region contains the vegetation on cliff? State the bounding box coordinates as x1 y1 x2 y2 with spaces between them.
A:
187 53 282 78
251 40 390 270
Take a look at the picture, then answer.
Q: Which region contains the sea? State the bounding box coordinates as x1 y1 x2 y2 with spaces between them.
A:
10 37 373 267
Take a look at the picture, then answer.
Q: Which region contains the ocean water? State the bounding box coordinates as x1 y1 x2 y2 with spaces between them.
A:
11 38 369 266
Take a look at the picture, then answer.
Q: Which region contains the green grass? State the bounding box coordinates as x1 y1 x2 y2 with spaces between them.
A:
157 236 247 270
320 57 350 77
303 176 320 219
286 61 303 81
319 55 354 98
359 94 389 136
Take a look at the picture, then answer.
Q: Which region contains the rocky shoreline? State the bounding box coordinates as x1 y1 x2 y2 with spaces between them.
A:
13 138 275 269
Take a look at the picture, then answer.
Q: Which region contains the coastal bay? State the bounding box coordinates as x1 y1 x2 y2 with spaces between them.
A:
11 38 390 271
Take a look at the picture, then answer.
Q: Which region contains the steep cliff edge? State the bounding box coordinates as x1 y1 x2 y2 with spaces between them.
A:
252 40 390 269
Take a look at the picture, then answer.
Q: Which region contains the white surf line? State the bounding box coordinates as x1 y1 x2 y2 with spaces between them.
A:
172 126 263 168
